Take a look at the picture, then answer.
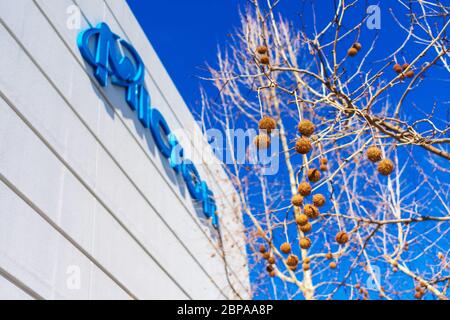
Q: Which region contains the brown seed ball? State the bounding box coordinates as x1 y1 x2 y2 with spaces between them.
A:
300 237 312 249
402 63 410 70
348 47 358 57
269 270 276 277
367 146 382 162
291 194 304 207
254 134 271 150
295 214 309 226
353 42 362 51
304 204 320 219
286 254 299 267
289 264 298 271
266 265 274 273
262 252 270 260
393 63 402 73
320 158 328 165
298 182 312 196
414 291 424 299
302 262 310 271
300 222 312 234
326 252 333 260
320 164 328 171
256 45 268 55
298 120 315 137
280 242 291 254
438 252 444 260
258 116 276 134
307 168 321 183
260 55 270 65
329 262 337 269
259 245 267 254
268 256 275 265
312 194 326 207
295 137 312 154
303 257 311 264
336 231 349 245
378 159 394 176
405 70 415 78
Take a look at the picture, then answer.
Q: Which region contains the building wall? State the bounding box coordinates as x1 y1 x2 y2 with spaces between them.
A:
0 0 250 300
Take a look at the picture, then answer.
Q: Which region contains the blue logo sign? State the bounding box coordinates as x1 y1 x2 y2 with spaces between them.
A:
78 23 218 228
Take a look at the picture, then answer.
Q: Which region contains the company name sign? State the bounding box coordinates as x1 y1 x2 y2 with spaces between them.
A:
78 23 218 227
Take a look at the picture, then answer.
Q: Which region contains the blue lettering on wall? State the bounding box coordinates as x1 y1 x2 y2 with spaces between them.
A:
78 23 219 228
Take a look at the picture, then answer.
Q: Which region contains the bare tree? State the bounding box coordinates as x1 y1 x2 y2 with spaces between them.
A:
200 0 450 300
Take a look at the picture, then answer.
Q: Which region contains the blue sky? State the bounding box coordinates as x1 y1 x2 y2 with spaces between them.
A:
127 0 449 300
126 0 244 112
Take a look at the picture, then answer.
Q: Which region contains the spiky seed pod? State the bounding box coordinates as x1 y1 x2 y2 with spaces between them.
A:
258 116 276 134
329 262 337 269
260 55 270 65
393 63 402 73
312 194 326 207
298 181 312 196
304 204 319 219
267 256 275 265
300 222 312 234
303 257 311 264
269 270 276 277
367 146 382 162
307 168 321 183
291 194 304 207
298 120 315 137
302 262 310 271
280 242 291 254
254 134 271 150
295 137 312 154
259 245 267 254
262 252 271 260
266 265 274 273
256 45 268 55
336 231 349 245
320 158 328 165
286 254 299 267
378 159 394 176
348 47 358 57
414 291 424 299
300 237 312 249
326 252 333 260
405 70 415 78
295 214 309 226
288 264 297 271
320 164 328 171
402 63 410 70
352 42 362 51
